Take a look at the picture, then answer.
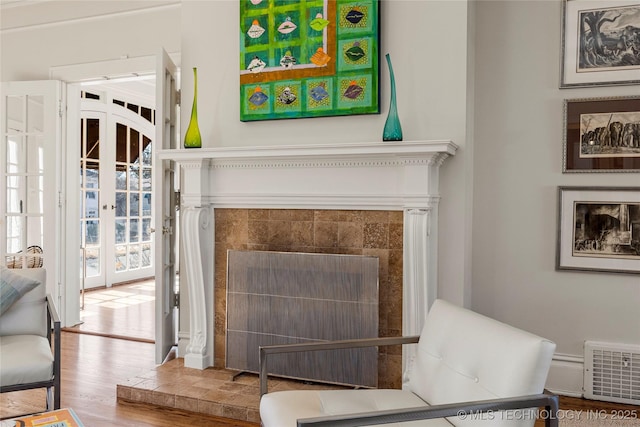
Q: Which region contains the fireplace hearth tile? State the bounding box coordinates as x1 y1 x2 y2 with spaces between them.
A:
117 357 347 425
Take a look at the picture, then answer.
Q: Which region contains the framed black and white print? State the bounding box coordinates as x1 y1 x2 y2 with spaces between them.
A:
556 186 640 274
560 0 640 88
563 96 640 172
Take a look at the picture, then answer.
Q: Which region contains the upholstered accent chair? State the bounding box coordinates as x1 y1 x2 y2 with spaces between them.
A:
259 299 558 427
0 267 61 413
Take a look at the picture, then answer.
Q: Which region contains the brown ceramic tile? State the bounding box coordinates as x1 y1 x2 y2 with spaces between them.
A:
247 209 269 220
116 385 131 400
314 221 338 248
247 408 261 423
217 209 248 222
338 222 363 248
150 391 176 407
246 243 269 251
388 249 403 281
363 222 389 248
130 388 153 404
198 399 224 417
175 395 199 412
268 220 292 246
314 210 346 222
291 221 314 246
363 211 390 223
248 220 269 245
223 404 248 421
389 210 404 223
290 209 314 221
268 209 292 220
389 223 403 249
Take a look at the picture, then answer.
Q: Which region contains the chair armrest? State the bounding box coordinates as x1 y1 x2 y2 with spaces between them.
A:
259 336 420 396
296 393 560 427
46 294 61 409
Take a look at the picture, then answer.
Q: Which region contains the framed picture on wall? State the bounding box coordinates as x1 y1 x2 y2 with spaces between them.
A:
556 186 640 274
560 0 640 88
563 96 640 172
239 0 380 121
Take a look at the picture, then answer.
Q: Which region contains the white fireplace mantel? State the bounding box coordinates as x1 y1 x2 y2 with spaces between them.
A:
157 140 457 377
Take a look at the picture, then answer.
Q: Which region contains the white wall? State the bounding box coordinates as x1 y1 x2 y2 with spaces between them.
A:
473 0 640 395
0 1 180 81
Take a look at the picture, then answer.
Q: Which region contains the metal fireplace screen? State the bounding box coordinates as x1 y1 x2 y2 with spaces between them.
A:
226 250 379 387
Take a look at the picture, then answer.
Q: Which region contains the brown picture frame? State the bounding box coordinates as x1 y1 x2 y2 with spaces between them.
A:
563 96 640 173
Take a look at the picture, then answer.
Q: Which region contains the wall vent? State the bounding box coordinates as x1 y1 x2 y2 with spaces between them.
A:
584 341 640 405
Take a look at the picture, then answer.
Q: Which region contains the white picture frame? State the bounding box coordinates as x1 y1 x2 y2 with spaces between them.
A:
557 186 640 274
560 0 640 88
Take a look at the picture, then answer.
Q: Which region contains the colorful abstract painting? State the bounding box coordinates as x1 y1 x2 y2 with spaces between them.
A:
240 0 380 121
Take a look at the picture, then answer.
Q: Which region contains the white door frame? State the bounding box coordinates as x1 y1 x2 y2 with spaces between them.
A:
49 54 180 329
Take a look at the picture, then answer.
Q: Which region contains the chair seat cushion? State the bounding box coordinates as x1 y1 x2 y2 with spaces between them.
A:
260 389 454 427
0 334 54 387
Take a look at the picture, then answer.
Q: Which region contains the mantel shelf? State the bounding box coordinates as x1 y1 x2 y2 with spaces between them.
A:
156 140 458 163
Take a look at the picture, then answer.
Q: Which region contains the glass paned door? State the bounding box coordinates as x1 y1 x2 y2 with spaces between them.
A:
2 81 62 305
114 121 153 278
80 114 105 288
4 94 45 269
80 96 155 289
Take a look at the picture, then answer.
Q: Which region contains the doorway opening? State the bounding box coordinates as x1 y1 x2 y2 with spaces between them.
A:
78 84 155 291
73 76 159 341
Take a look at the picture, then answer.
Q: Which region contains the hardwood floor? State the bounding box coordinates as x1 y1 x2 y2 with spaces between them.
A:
63 280 156 342
0 332 257 426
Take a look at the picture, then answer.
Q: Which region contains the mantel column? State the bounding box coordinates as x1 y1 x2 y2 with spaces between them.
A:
179 159 214 370
400 152 449 385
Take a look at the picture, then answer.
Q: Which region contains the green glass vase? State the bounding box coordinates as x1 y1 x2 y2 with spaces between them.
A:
184 67 202 149
382 53 403 142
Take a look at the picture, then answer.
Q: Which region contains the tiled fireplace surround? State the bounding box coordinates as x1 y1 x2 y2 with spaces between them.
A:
122 140 456 421
214 207 404 387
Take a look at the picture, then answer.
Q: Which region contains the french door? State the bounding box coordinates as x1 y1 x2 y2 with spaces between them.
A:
1 81 63 302
80 95 155 289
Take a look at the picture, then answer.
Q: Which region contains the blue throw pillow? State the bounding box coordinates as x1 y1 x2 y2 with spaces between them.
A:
0 266 40 316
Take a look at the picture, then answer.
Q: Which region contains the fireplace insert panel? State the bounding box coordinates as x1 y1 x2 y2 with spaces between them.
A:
226 250 379 387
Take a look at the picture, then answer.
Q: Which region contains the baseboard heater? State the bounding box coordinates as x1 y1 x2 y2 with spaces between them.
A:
584 341 640 405
226 250 379 388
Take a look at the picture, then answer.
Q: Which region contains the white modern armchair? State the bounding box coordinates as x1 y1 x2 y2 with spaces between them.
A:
0 267 61 414
259 299 558 427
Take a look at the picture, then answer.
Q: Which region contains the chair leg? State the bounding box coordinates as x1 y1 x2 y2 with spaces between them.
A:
46 387 54 411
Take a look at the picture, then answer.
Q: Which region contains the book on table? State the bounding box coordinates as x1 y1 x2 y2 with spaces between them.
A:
3 408 84 427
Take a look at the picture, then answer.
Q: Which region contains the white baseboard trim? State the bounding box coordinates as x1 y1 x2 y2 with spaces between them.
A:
546 353 584 398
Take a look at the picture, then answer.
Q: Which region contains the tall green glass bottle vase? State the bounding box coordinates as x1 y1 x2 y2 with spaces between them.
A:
382 54 403 141
184 67 202 148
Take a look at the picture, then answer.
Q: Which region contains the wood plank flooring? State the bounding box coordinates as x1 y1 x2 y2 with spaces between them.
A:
63 280 156 342
0 332 257 426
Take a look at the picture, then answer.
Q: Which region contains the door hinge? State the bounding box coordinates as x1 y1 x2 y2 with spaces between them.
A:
176 89 181 106
174 190 181 211
58 99 64 118
58 191 64 207
172 292 180 308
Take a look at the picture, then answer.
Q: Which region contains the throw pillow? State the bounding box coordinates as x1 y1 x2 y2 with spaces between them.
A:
0 265 40 316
